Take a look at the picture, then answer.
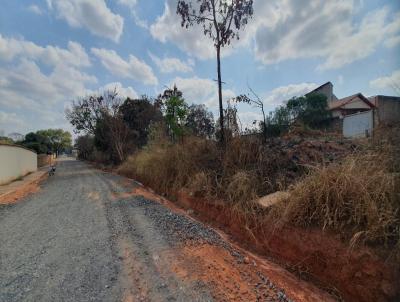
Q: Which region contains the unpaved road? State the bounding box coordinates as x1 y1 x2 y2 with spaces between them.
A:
0 158 334 302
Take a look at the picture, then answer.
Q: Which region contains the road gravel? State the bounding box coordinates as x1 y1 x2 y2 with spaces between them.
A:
0 158 301 302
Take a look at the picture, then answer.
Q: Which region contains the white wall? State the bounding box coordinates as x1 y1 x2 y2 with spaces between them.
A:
343 110 373 138
0 144 37 185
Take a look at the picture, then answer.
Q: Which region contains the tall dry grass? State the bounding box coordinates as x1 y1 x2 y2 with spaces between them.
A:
118 137 219 197
269 153 399 246
117 135 296 203
269 124 400 249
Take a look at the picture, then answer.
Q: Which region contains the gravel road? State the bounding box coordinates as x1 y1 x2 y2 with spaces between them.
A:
0 158 307 302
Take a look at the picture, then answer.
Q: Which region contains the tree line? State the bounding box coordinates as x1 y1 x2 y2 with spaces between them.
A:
0 129 72 156
67 84 330 165
66 87 216 164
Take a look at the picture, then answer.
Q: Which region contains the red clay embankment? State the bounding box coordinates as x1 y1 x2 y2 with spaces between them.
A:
176 191 399 302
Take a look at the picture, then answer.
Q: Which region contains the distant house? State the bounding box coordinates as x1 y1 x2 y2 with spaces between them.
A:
306 82 400 137
7 132 25 142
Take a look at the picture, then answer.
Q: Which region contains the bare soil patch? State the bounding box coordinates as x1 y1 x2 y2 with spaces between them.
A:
0 173 47 205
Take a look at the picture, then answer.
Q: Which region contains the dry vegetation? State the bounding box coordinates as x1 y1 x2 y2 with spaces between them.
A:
118 135 303 204
118 125 400 253
269 152 400 248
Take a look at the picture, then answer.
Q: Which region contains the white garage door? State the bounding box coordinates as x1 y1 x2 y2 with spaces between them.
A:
343 111 373 137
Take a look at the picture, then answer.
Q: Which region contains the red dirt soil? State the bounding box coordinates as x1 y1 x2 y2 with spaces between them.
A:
0 173 47 204
170 243 335 302
175 191 399 302
119 182 337 301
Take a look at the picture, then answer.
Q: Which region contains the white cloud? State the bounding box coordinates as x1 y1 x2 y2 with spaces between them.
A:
238 111 262 130
28 4 43 15
385 35 400 48
170 76 236 109
91 48 158 85
150 0 216 60
369 69 400 90
150 0 400 69
0 35 97 134
251 1 400 70
47 0 124 42
0 58 96 134
338 75 344 86
0 35 90 67
118 0 137 7
0 59 96 110
98 82 139 99
263 82 318 108
117 0 148 29
149 52 193 73
0 111 27 131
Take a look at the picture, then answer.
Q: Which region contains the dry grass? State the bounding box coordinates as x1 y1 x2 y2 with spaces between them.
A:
118 137 219 197
269 153 399 246
118 126 400 250
118 136 296 204
268 125 400 250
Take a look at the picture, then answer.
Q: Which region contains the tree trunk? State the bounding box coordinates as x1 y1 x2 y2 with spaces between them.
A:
216 45 224 144
261 106 267 141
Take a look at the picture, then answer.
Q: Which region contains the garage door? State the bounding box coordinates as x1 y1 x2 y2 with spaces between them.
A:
343 111 373 137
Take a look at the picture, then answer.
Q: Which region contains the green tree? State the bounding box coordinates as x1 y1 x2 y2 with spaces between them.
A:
165 96 188 142
20 132 51 154
286 93 331 128
37 129 72 156
262 93 331 137
157 86 188 142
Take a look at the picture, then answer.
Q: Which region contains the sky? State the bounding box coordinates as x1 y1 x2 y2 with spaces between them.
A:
0 0 399 136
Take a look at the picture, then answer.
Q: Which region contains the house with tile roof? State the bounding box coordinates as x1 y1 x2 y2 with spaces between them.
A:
306 82 399 137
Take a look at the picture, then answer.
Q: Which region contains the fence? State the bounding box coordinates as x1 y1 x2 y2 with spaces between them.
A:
0 144 38 185
37 154 55 168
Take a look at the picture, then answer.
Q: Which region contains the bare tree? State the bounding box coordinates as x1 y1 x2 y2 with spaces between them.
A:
235 84 267 139
67 89 132 163
105 114 131 163
177 0 253 143
66 89 120 135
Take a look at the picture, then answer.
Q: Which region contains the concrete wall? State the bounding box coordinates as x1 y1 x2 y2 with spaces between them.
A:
0 144 37 185
309 82 338 103
371 96 400 124
343 110 373 138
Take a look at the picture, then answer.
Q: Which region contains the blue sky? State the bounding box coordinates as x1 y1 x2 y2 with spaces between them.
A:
0 0 399 136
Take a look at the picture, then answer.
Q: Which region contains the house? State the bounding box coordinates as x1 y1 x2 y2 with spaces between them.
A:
328 93 375 119
7 132 25 142
307 82 400 137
